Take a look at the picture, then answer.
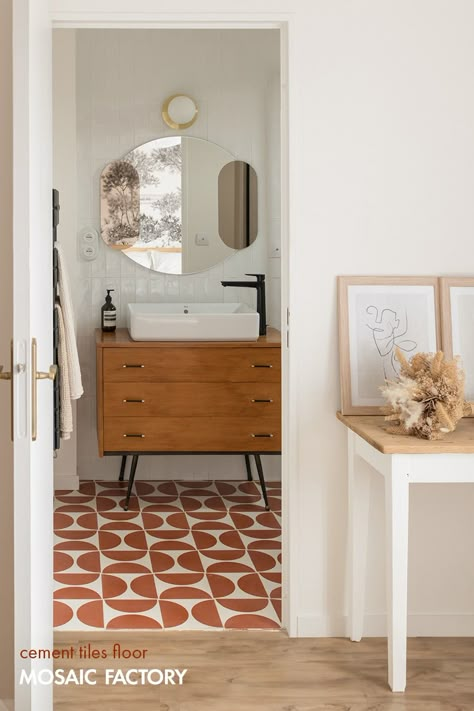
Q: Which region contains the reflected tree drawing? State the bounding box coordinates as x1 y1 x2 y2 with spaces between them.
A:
127 142 183 248
100 161 140 247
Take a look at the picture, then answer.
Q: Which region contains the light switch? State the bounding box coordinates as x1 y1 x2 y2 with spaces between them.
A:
82 243 98 261
79 227 99 261
82 230 97 243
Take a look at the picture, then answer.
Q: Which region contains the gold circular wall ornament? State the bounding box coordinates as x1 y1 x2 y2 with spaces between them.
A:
162 94 198 130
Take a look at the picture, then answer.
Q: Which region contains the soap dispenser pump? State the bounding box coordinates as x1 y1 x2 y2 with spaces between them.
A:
101 289 117 332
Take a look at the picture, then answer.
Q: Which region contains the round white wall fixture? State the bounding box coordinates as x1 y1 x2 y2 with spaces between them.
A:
162 94 198 130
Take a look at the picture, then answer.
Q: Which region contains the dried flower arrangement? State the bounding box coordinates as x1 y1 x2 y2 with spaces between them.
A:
380 349 470 440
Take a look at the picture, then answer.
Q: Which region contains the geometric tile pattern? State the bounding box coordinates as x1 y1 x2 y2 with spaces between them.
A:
54 480 282 631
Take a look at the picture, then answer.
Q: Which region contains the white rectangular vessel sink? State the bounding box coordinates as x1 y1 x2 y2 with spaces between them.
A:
128 302 259 341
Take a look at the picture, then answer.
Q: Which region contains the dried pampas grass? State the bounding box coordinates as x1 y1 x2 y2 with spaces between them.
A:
380 349 470 440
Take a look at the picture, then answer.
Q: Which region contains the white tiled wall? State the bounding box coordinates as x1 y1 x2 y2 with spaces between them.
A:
56 28 281 480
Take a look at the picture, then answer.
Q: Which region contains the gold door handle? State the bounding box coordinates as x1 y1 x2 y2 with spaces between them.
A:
32 338 57 442
0 340 14 440
37 366 58 381
0 365 12 380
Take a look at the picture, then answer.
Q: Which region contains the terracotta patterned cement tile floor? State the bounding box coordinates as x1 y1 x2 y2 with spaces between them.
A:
53 480 282 631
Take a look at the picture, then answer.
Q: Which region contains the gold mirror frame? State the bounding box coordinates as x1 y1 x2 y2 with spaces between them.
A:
162 94 198 130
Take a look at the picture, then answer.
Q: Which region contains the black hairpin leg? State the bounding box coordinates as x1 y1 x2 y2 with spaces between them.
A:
244 454 253 481
254 454 270 511
119 455 128 482
123 455 139 511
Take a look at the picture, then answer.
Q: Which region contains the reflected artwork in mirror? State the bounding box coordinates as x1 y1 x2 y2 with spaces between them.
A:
100 160 140 248
100 136 258 275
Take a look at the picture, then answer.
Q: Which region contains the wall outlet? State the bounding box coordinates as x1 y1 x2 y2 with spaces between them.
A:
195 233 209 246
270 247 281 259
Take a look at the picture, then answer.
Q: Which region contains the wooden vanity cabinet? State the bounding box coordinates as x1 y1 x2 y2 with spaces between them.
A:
96 328 281 456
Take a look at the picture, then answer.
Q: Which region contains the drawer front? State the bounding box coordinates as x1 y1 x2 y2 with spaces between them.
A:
104 382 281 418
103 347 280 383
103 416 281 452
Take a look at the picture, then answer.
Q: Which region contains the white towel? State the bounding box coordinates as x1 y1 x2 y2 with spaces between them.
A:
55 242 83 400
55 304 73 439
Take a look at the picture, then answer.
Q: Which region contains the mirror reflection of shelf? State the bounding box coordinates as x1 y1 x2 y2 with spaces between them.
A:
124 246 182 254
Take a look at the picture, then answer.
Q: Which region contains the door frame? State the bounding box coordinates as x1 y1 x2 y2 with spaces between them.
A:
49 9 297 635
0 0 14 706
12 2 55 710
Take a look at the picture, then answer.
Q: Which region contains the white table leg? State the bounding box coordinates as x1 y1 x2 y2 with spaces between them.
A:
385 455 410 692
347 431 371 641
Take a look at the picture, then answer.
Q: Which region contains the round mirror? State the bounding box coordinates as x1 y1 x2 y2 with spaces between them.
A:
100 136 258 275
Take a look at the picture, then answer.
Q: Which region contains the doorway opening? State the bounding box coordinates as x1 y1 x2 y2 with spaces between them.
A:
52 26 285 632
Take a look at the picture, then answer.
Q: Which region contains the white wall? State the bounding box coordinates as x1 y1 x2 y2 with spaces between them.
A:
265 73 281 329
51 0 474 637
53 30 79 489
289 0 474 636
53 28 281 482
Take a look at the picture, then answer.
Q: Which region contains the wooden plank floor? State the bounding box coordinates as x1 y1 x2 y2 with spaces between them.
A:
53 632 474 710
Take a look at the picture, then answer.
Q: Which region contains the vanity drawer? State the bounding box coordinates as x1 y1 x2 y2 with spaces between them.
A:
103 347 281 383
103 416 281 452
104 382 281 418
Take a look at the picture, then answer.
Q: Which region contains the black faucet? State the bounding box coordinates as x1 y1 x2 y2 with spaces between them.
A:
221 273 266 336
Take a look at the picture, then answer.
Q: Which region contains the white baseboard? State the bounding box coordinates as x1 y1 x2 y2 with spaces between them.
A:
297 613 474 637
54 473 80 491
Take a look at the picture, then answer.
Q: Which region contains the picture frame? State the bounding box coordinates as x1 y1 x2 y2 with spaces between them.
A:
440 277 474 415
338 276 441 415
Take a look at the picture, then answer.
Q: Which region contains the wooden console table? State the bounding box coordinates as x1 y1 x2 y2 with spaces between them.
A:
337 412 474 692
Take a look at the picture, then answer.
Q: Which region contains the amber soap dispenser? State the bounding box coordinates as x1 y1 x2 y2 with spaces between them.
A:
101 289 117 332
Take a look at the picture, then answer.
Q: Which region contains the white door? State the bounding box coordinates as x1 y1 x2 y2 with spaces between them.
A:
12 0 54 709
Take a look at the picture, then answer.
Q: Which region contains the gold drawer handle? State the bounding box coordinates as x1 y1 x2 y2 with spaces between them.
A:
251 433 274 438
251 364 273 368
123 433 145 438
123 399 145 403
122 364 145 368
251 398 273 403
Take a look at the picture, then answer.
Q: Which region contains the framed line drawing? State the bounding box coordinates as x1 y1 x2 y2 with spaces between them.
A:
440 277 474 415
338 276 441 415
